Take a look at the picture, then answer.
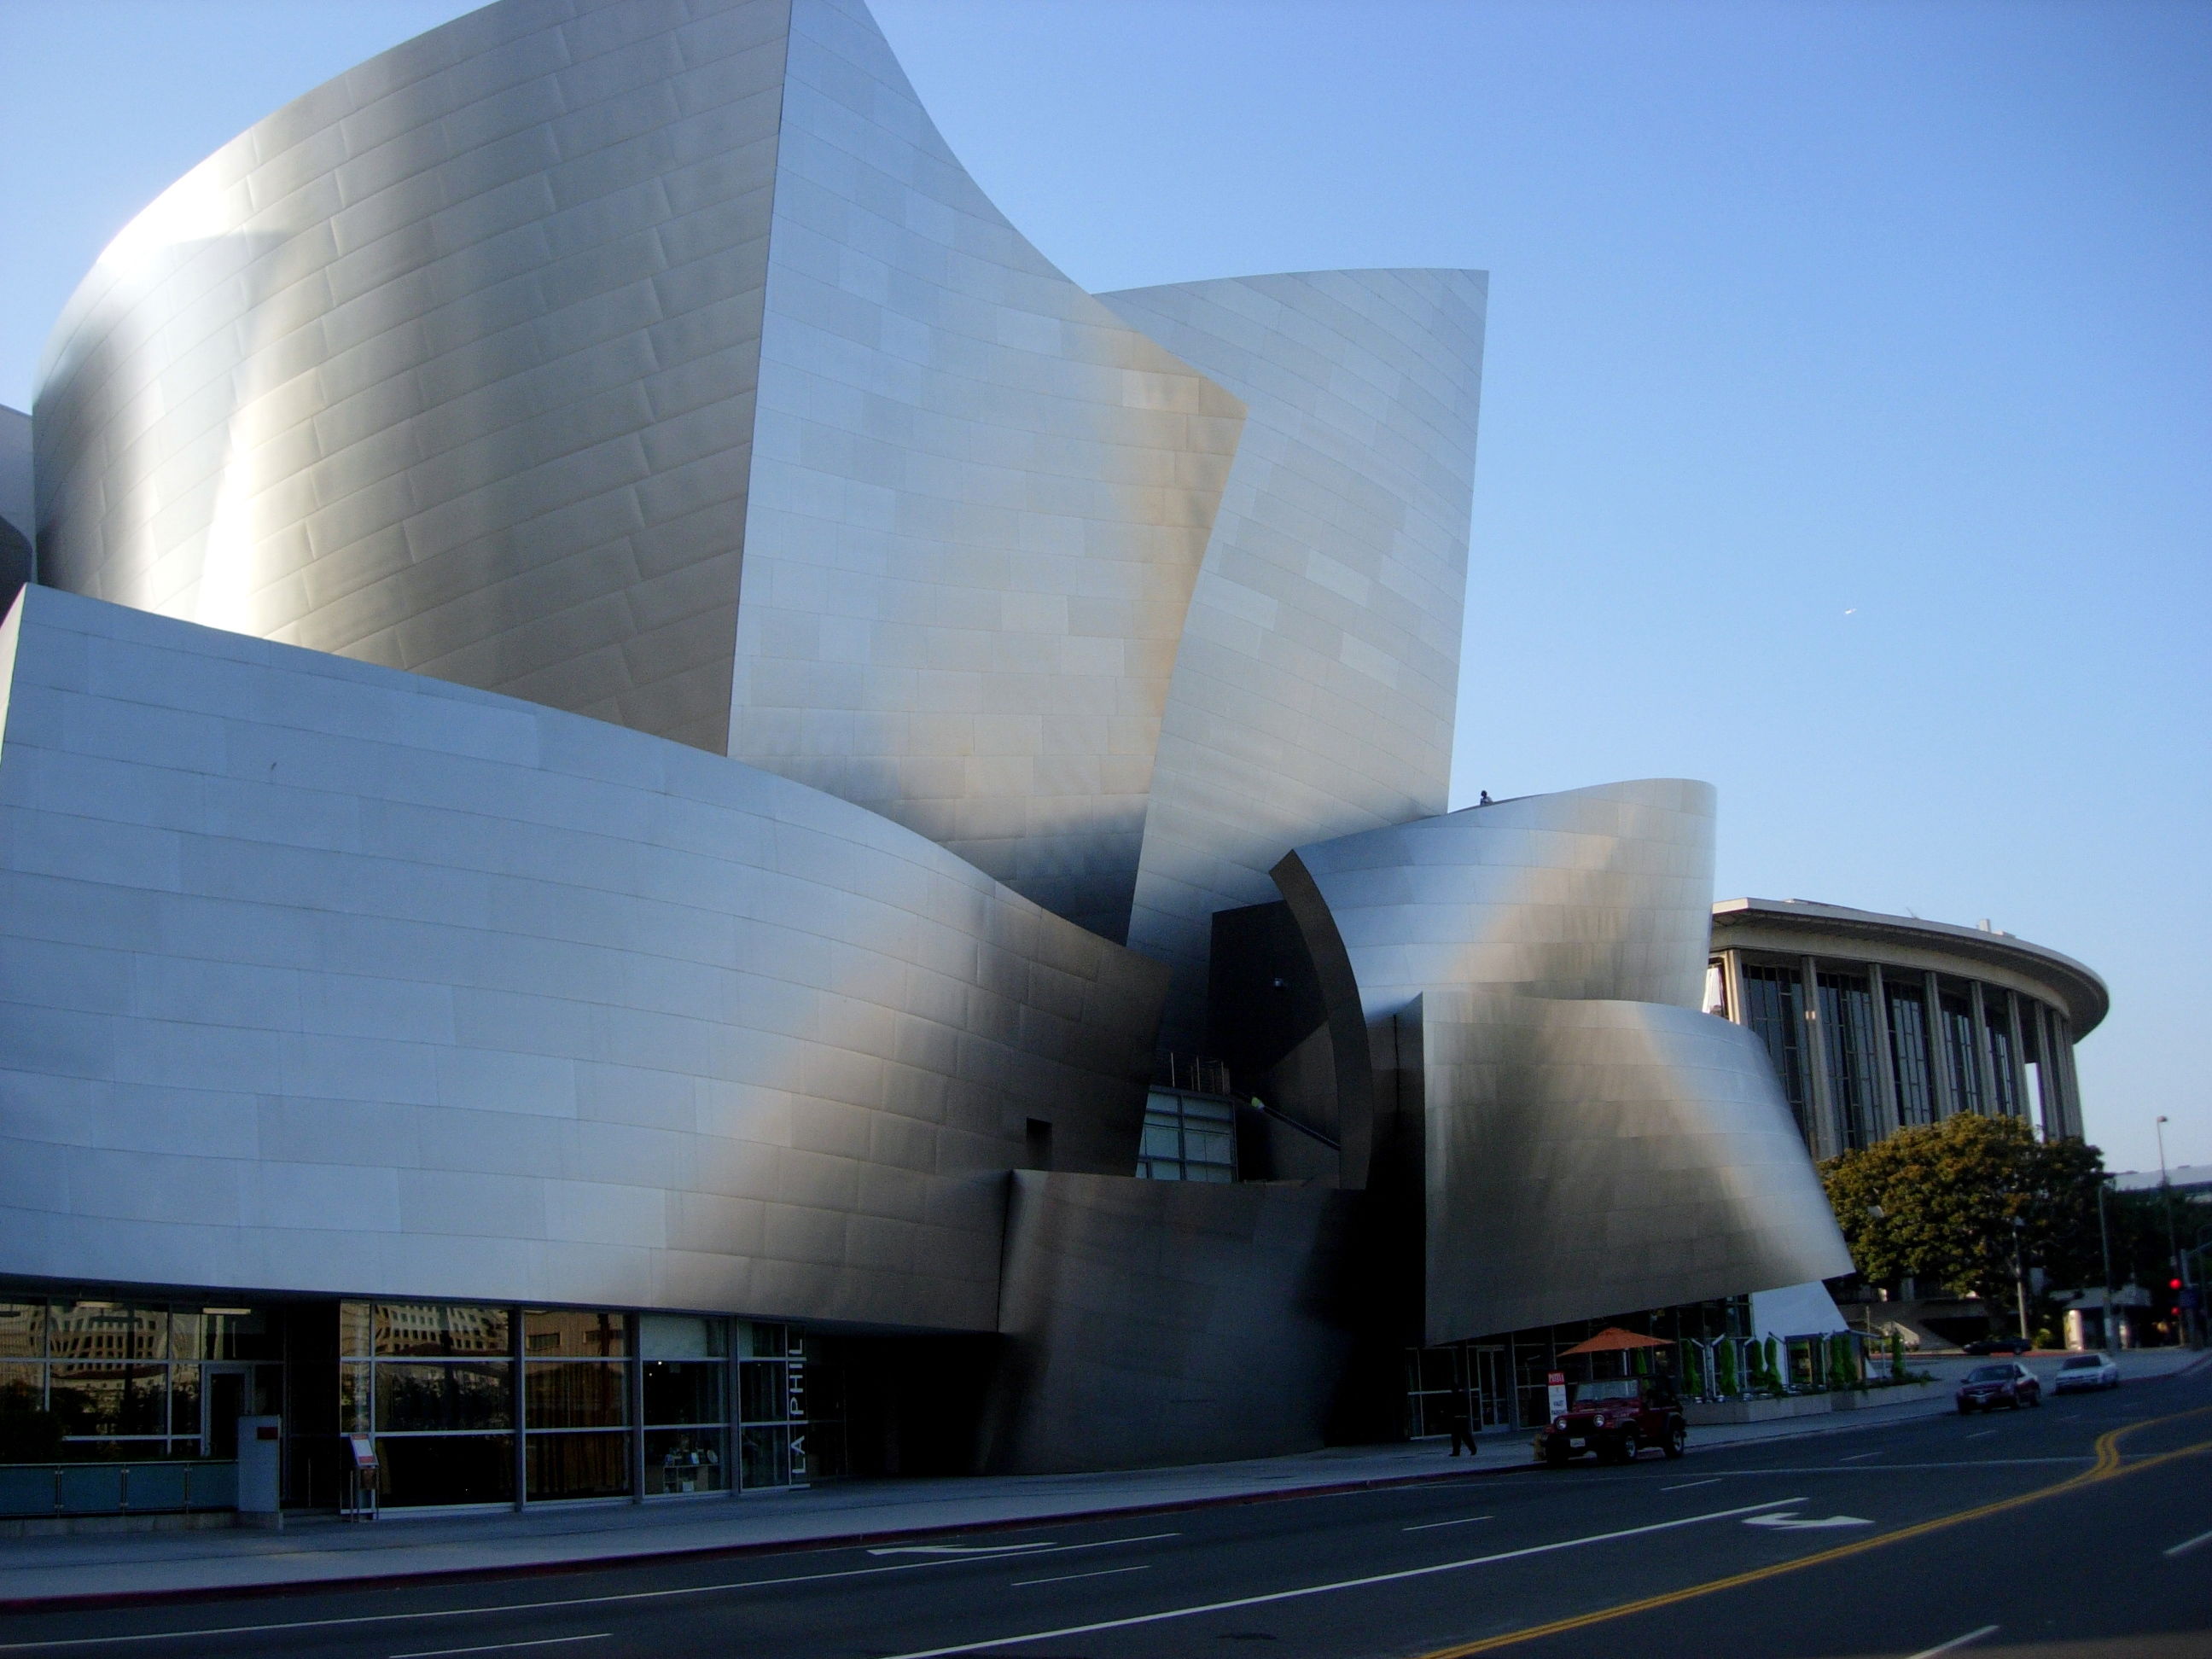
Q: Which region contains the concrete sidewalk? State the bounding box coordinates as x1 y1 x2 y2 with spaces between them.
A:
1 1348 2200 1610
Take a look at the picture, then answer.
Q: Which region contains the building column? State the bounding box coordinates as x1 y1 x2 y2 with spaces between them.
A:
1926 971 1957 1121
2039 1002 2072 1139
1721 950 1746 1027
1802 955 1840 1159
1866 962 1901 1141
1968 981 1997 1117
2004 989 2031 1130
2052 1010 2083 1139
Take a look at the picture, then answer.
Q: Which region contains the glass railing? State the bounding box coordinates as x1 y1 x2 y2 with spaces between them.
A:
0 1460 237 1516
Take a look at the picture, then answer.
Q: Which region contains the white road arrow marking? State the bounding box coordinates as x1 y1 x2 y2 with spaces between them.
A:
1743 1511 1872 1531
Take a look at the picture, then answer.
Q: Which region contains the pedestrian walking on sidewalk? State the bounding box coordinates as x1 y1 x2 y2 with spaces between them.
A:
1447 1396 1475 1457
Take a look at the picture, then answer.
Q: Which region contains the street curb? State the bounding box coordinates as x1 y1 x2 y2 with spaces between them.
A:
6 1355 2205 1617
0 1458 1531 1617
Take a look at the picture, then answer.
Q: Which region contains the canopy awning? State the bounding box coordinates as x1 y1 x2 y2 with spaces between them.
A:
1558 1326 1673 1357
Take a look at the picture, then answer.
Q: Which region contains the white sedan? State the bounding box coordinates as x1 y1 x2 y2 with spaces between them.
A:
2052 1352 2121 1393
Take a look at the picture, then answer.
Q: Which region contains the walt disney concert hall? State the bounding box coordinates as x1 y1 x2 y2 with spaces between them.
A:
0 0 1848 1513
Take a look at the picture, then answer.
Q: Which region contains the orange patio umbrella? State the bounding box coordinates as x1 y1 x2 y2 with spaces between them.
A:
1557 1327 1673 1357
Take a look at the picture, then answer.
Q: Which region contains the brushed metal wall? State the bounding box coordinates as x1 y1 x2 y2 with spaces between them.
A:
37 0 794 753
1413 992 1853 1343
1284 778 1719 1020
0 405 28 602
1272 779 1851 1343
1100 271 1487 1039
727 0 1247 940
986 1170 1359 1472
0 586 1164 1329
32 0 1245 940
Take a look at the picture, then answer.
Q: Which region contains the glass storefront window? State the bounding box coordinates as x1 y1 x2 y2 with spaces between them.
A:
739 1361 787 1424
643 1361 725 1427
639 1315 726 1360
49 1304 165 1363
740 1424 790 1489
0 1303 44 1359
175 1310 279 1362
49 1365 165 1438
0 1360 42 1408
340 1363 371 1435
644 1428 728 1494
523 1311 626 1358
371 1303 511 1358
741 1322 788 1359
527 1430 630 1501
525 1361 628 1429
167 1364 200 1446
378 1434 515 1507
375 1363 515 1433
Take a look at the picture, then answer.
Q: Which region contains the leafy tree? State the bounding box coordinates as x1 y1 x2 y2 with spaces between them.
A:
1819 1115 2110 1302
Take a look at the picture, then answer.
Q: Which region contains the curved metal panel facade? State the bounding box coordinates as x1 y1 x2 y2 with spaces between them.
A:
1414 992 1854 1343
37 0 795 754
34 0 1243 940
985 1170 1358 1473
727 0 1246 940
1098 271 1487 1036
0 587 1164 1329
1264 778 1849 1342
1282 777 1718 1019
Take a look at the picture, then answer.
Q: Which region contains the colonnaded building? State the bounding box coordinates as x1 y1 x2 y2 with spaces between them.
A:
0 0 2100 1516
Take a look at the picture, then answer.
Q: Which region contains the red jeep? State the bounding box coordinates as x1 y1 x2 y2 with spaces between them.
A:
1534 1377 1687 1466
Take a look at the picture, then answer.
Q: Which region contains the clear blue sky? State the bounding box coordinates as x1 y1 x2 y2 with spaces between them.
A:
1 0 2204 1173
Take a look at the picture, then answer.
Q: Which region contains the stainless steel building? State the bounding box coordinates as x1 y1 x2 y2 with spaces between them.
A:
2 0 1860 1515
1705 898 2105 1159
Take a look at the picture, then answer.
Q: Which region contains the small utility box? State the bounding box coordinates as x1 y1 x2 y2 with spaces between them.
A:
236 1416 283 1529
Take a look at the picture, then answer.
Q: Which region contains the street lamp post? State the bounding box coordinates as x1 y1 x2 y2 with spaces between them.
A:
2095 1176 2117 1353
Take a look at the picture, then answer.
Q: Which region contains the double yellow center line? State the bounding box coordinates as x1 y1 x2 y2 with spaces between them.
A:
1412 1402 2212 1658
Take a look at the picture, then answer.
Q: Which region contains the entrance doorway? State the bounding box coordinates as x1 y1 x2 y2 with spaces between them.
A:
1405 1343 1512 1437
201 1365 252 1458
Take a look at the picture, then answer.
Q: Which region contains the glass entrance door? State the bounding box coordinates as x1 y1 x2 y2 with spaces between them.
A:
202 1365 250 1457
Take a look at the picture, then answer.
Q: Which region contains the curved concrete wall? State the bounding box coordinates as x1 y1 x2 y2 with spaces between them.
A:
1415 992 1853 1343
1281 778 1717 1019
1098 271 1486 1037
0 586 1164 1329
34 0 1243 940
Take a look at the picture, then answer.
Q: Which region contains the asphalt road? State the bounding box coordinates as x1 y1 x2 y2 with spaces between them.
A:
5 1365 2209 1659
